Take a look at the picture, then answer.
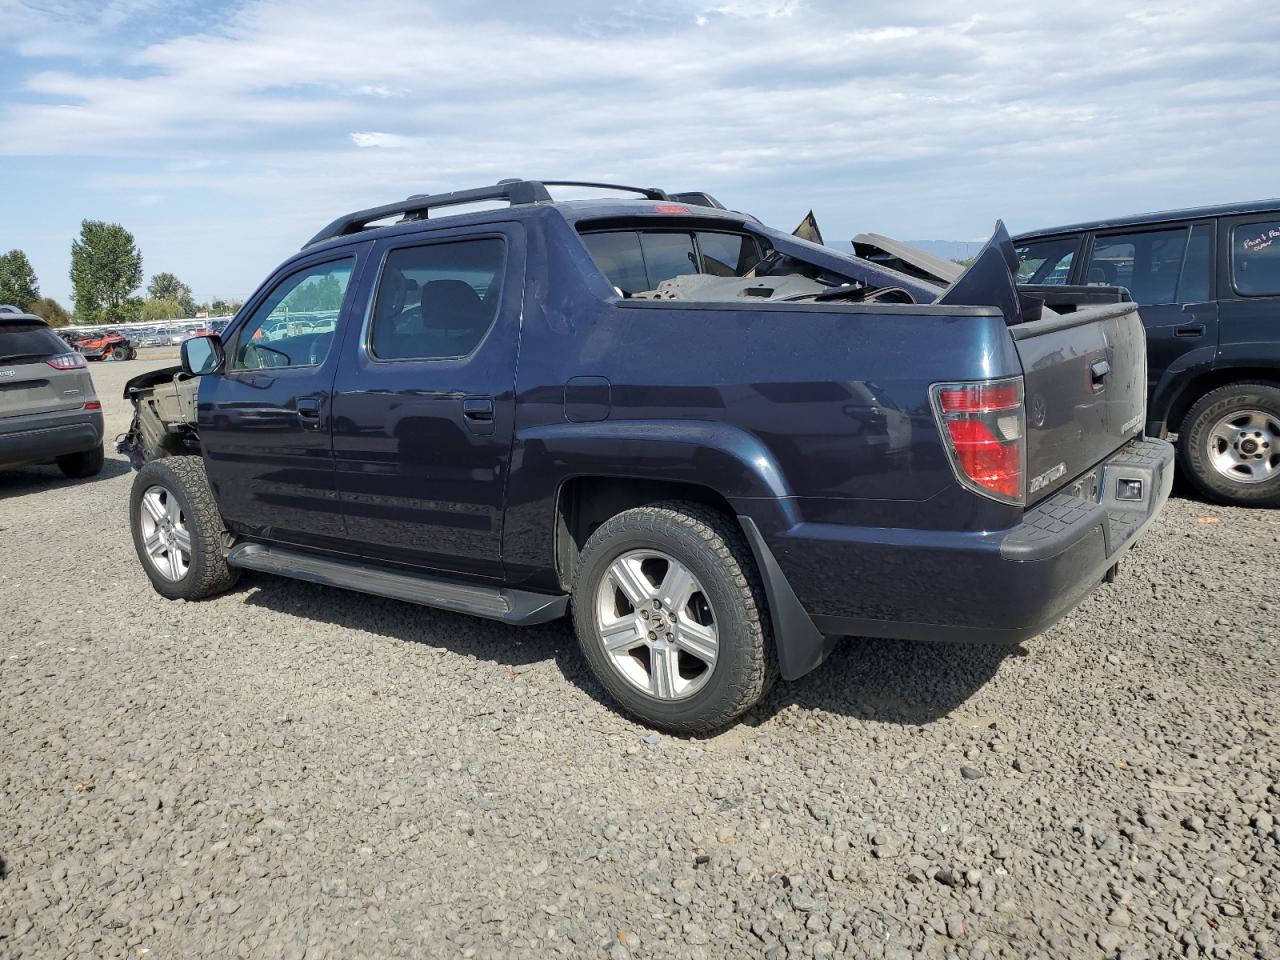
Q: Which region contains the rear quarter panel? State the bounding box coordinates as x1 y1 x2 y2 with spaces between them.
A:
502 214 1026 583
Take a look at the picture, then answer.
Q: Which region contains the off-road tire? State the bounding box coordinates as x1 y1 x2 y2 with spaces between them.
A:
571 501 777 734
129 455 240 600
111 345 128 361
56 444 104 479
1178 382 1280 508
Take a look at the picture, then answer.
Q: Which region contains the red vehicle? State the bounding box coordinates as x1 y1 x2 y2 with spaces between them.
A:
73 330 137 361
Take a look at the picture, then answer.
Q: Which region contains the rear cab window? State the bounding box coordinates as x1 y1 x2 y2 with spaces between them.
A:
580 227 765 296
0 321 70 363
1231 219 1280 296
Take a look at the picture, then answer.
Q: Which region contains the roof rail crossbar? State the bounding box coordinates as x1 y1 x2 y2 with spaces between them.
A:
304 180 555 248
535 181 671 201
304 178 690 248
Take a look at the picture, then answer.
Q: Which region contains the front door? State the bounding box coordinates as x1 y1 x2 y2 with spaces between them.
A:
1082 222 1220 404
200 252 365 547
331 225 524 579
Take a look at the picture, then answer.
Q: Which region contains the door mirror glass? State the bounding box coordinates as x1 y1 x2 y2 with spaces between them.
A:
181 334 224 376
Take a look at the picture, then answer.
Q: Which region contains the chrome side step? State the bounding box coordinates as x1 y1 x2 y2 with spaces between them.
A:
226 543 568 626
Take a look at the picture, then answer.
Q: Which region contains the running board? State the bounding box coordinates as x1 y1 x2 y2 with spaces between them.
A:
226 543 568 626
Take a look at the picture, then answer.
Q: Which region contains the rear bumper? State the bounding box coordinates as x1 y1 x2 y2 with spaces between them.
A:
762 437 1174 659
0 409 105 469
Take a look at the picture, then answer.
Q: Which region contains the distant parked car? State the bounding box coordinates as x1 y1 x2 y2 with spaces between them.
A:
1013 200 1280 507
0 311 105 478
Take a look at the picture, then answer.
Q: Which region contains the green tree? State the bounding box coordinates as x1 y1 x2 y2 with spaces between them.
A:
70 220 143 323
147 272 196 317
26 296 71 327
139 297 184 322
0 249 40 308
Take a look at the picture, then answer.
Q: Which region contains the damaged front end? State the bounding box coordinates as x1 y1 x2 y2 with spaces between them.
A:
117 366 201 469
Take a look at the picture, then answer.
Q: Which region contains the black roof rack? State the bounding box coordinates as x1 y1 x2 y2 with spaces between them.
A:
304 178 700 248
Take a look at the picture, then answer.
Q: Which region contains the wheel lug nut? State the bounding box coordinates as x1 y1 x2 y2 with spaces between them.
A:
665 632 673 641
648 631 656 640
652 599 661 610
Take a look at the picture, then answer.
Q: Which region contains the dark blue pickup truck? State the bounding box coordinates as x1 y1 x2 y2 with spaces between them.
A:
121 179 1173 732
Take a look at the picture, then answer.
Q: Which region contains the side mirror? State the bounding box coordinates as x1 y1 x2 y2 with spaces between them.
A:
181 333 225 376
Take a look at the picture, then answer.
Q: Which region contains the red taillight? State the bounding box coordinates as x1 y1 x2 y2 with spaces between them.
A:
84 400 102 411
46 353 87 370
931 377 1025 504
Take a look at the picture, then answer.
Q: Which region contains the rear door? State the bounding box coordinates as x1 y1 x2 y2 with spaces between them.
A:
331 224 524 579
200 251 366 547
1216 214 1280 370
0 320 88 419
1082 221 1219 405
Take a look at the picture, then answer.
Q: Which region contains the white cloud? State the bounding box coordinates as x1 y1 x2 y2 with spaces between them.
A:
2 0 1279 302
349 131 419 148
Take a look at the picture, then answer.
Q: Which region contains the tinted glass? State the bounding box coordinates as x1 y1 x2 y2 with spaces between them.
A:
581 232 649 295
1232 219 1280 296
1087 229 1187 305
370 238 505 360
0 321 70 362
1177 222 1213 303
233 258 353 370
696 232 762 277
639 232 698 288
1015 238 1078 285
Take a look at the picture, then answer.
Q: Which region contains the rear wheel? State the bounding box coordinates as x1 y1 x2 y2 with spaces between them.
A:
111 345 128 361
1179 382 1280 507
56 445 104 479
571 501 775 734
129 456 239 600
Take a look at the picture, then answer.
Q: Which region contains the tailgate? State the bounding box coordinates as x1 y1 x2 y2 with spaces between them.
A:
0 360 90 418
928 222 1147 505
1012 300 1146 503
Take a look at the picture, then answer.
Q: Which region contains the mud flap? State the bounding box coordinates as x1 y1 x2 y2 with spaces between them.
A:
737 516 832 681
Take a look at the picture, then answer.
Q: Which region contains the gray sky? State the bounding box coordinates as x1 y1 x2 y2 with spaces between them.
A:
1 0 1277 305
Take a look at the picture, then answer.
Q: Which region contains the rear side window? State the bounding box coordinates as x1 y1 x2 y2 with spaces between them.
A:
1232 219 1280 296
369 238 505 361
1016 237 1079 285
0 321 68 362
581 229 764 295
1086 229 1187 305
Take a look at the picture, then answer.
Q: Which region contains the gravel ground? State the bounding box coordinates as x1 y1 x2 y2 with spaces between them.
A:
1 358 1277 960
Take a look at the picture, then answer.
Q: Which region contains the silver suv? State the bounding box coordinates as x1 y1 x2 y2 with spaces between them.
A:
0 307 105 478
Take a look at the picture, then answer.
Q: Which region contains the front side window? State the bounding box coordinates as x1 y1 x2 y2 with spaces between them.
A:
369 238 505 361
1232 219 1280 296
233 258 353 370
1086 229 1187 305
1016 237 1079 285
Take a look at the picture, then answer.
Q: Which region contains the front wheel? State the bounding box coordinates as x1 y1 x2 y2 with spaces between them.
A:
129 456 240 600
111 345 129 361
571 502 776 734
1179 382 1280 507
